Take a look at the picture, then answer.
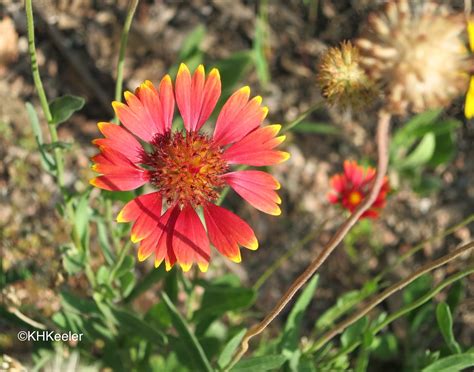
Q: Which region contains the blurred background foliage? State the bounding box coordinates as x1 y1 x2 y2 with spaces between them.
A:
1 0 473 371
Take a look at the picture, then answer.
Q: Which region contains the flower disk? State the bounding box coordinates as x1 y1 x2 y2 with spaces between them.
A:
356 0 471 115
147 132 227 208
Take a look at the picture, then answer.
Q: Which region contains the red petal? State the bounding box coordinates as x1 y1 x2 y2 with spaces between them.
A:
117 192 162 223
222 170 282 216
204 204 258 263
95 122 143 163
158 75 175 132
129 194 163 243
138 205 178 269
223 124 290 166
330 174 346 194
172 205 210 272
213 87 268 146
112 99 152 142
344 160 364 187
176 64 221 132
91 146 146 179
327 192 339 204
90 171 149 191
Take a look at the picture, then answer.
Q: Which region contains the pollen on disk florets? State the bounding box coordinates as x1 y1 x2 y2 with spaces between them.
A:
147 131 228 208
317 41 378 109
356 0 470 115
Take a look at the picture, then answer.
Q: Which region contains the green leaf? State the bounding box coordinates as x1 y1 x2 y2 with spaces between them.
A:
217 328 247 369
231 355 287 372
74 192 91 250
280 275 319 361
49 95 85 125
26 102 55 172
161 292 213 372
371 333 398 360
341 316 369 349
436 302 462 354
112 308 167 346
179 24 206 61
428 130 456 167
316 280 378 331
61 245 85 274
26 102 43 143
397 132 436 169
422 353 474 372
292 122 341 135
60 290 100 315
119 271 135 298
96 266 110 285
96 219 115 265
115 255 135 278
194 277 256 322
213 51 253 95
391 109 442 150
124 266 167 303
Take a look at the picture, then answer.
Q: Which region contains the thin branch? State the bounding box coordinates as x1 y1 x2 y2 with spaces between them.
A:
224 110 392 370
308 241 473 353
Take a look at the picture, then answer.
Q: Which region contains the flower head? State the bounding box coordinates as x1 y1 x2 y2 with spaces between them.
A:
328 160 389 219
317 41 377 109
356 0 470 115
90 64 289 272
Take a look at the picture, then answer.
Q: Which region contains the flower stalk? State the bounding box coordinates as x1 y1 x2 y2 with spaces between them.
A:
225 110 392 370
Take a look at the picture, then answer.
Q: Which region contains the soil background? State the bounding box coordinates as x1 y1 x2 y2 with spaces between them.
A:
1 0 473 370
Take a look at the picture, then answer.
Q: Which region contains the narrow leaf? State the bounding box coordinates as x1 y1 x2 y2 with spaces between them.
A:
422 353 474 372
436 302 462 354
218 328 247 369
161 292 213 372
231 355 287 372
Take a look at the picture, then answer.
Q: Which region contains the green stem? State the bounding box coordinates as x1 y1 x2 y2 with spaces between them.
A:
109 241 132 284
114 0 139 112
26 0 62 183
281 101 323 134
307 241 474 353
25 0 82 251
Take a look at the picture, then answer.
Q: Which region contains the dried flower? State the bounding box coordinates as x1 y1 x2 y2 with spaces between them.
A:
328 160 390 219
356 0 470 115
90 64 289 272
317 41 377 109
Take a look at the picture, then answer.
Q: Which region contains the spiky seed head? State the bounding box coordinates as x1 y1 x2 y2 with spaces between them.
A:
317 41 378 110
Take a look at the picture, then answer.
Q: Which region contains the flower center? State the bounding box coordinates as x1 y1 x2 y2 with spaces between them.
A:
348 191 363 206
147 131 227 207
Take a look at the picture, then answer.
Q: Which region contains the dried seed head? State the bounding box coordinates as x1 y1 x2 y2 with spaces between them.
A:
356 0 471 115
317 41 378 109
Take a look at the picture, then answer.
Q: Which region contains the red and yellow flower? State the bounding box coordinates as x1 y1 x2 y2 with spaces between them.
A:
327 160 389 219
90 64 289 272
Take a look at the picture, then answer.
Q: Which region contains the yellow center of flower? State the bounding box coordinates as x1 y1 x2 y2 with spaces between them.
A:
348 191 362 206
148 132 227 207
